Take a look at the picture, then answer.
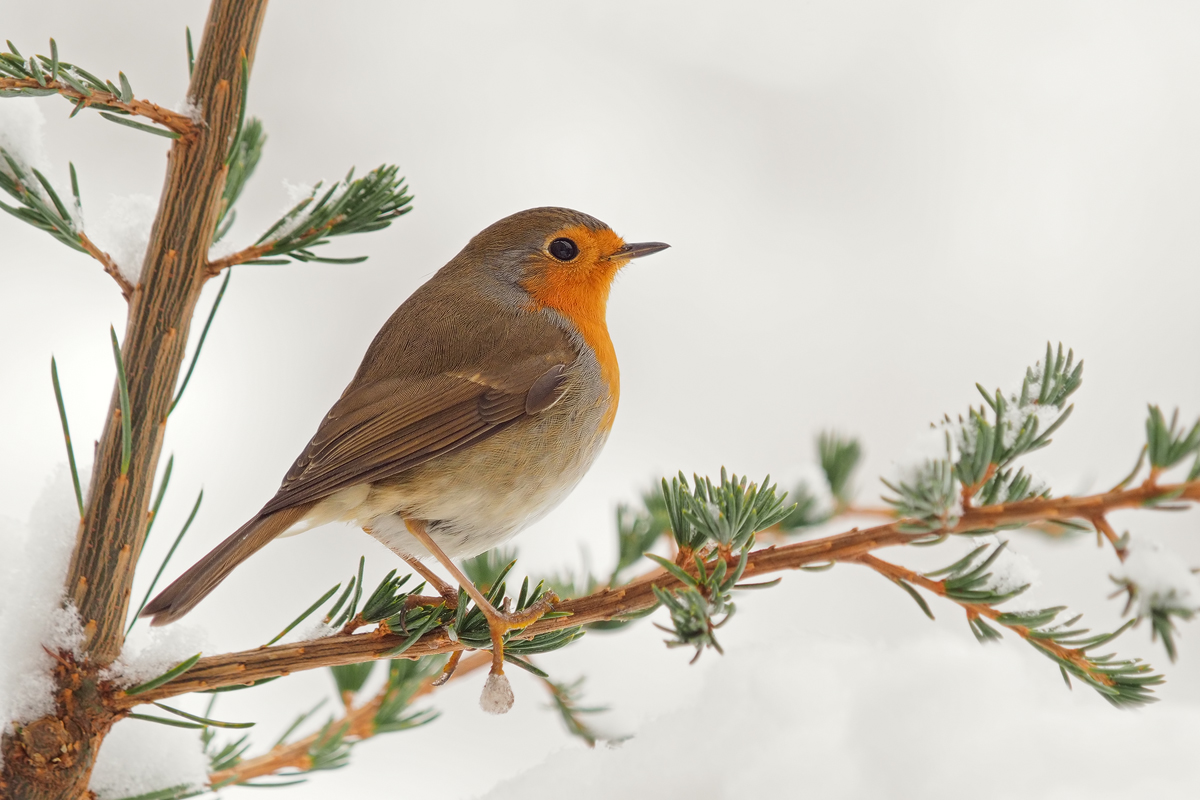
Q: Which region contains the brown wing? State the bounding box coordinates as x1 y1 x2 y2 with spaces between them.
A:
259 360 569 516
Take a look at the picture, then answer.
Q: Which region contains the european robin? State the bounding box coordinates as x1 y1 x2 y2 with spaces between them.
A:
142 206 668 712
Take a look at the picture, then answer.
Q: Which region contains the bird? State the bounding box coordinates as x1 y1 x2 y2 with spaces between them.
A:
141 206 669 712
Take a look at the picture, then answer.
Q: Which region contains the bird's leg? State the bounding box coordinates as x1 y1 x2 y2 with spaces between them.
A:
367 525 461 607
403 519 558 682
400 553 460 608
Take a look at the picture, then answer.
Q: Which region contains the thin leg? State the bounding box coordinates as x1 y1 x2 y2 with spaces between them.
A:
403 518 556 679
367 525 460 605
400 554 459 605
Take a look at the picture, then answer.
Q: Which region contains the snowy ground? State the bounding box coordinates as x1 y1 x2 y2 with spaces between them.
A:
3 1 1200 797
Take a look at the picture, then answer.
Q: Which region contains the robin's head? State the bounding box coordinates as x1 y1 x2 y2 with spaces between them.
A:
461 207 669 314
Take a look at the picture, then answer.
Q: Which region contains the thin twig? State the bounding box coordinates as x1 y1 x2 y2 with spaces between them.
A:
114 477 1200 705
206 652 490 787
207 243 272 273
1092 515 1127 561
0 77 197 136
961 463 998 510
78 231 133 298
848 553 1117 687
839 505 897 519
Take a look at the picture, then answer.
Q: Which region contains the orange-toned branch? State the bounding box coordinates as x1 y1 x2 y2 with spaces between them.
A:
207 652 490 788
207 243 272 273
0 77 197 136
1092 515 1127 561
78 231 133 299
112 477 1200 706
848 553 1116 687
961 463 998 509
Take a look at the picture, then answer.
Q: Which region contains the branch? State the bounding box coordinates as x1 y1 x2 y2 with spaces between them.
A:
207 242 271 272
116 478 1200 705
2 3 270 796
205 164 413 274
78 230 133 298
850 554 1122 689
1092 515 1128 561
65 0 269 668
0 77 197 137
207 652 490 788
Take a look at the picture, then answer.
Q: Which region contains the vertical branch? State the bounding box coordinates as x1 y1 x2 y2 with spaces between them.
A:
3 4 273 798
64 0 270 666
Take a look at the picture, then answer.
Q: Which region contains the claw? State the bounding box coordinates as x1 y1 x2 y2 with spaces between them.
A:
481 591 559 678
397 518 561 713
432 649 463 687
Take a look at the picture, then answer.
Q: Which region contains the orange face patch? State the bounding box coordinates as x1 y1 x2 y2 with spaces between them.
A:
520 224 628 429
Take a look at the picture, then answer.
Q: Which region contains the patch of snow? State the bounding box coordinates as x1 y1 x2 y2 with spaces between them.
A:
89 716 209 800
102 623 207 689
987 544 1039 595
85 194 158 285
0 98 52 178
207 237 239 261
280 619 340 645
0 466 89 765
268 178 348 244
0 99 81 229
173 97 204 124
1118 538 1200 616
283 179 315 205
1001 401 1062 450
43 606 87 659
969 534 1041 612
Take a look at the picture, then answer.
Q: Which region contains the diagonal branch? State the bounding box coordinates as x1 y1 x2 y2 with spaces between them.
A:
0 77 198 136
848 553 1117 687
78 230 133 298
114 478 1200 706
207 242 271 272
207 652 490 788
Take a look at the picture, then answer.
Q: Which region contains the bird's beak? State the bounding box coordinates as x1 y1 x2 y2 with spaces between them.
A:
610 241 671 261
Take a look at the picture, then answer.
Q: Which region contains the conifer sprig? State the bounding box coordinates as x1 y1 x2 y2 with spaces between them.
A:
0 146 134 296
0 39 195 136
207 165 414 271
853 550 1162 707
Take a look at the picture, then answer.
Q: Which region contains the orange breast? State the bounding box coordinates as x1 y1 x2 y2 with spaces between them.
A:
522 226 624 430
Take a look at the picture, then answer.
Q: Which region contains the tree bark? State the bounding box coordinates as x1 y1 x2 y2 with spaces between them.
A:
113 476 1200 704
1 2 269 796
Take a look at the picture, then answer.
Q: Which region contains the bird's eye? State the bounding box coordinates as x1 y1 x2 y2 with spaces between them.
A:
548 237 579 261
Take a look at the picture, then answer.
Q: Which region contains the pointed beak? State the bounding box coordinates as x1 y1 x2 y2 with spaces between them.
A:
610 241 670 261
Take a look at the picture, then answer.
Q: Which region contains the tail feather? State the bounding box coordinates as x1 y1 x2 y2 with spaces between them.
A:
141 504 311 626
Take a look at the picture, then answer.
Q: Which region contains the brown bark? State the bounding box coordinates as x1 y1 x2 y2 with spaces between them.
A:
114 478 1200 705
1 2 269 797
0 79 198 136
208 653 492 788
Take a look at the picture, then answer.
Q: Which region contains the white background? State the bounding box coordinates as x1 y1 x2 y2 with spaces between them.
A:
4 2 1200 797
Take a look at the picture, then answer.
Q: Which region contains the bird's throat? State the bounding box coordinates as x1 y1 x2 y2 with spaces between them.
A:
523 265 621 428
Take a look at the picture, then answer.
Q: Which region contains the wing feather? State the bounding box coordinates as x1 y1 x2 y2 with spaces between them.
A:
259 359 570 516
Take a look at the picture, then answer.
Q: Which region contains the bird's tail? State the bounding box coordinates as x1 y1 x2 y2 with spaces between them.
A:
140 504 311 626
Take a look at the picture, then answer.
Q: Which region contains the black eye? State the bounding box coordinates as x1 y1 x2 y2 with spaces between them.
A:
548 237 579 261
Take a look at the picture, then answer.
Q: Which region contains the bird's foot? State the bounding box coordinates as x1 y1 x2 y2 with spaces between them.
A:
431 649 464 687
478 591 559 714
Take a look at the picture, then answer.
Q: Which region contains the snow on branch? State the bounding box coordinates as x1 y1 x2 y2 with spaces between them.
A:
0 100 141 296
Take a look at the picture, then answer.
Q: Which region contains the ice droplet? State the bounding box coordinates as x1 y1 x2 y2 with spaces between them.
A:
480 671 514 714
